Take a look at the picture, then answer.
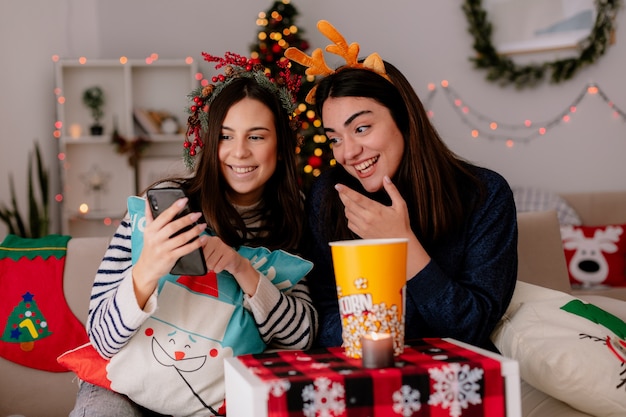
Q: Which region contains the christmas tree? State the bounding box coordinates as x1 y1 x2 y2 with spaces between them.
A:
2 291 52 351
250 0 334 192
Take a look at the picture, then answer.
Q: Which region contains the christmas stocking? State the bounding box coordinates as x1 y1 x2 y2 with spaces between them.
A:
0 234 89 372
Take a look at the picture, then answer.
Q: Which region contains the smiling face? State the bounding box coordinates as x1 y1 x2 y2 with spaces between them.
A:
218 97 278 206
322 96 405 193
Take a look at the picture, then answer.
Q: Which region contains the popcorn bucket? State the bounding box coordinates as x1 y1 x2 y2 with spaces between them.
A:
329 238 408 358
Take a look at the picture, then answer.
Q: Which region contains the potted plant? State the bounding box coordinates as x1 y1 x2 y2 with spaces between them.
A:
82 86 105 135
0 141 49 238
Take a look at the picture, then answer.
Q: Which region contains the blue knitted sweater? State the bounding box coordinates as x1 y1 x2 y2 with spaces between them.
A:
304 164 518 351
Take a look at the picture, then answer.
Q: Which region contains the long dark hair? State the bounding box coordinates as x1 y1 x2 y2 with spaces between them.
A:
159 77 303 251
314 62 483 244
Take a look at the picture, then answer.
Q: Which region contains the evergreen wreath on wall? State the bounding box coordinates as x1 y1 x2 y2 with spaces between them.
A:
463 0 622 88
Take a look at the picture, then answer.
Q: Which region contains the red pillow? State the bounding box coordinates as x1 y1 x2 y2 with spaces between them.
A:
57 342 112 390
561 224 626 288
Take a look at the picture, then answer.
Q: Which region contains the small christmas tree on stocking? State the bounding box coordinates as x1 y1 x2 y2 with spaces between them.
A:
2 291 52 351
0 234 89 372
250 0 334 192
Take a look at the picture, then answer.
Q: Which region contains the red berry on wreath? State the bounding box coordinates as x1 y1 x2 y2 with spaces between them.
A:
308 155 322 169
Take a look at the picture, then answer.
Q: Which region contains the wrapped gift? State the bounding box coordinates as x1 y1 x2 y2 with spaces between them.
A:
225 338 521 417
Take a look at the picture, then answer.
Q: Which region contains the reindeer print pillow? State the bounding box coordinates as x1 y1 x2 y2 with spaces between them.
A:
561 224 626 288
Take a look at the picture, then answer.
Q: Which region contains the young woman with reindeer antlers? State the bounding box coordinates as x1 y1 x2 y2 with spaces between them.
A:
286 20 518 352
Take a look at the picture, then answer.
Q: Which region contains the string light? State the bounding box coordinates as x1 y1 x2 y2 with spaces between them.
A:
423 82 626 145
52 54 196 207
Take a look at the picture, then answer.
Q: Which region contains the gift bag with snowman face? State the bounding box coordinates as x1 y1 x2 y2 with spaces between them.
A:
106 196 312 416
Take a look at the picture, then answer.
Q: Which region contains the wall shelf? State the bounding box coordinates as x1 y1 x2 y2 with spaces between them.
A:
55 58 198 237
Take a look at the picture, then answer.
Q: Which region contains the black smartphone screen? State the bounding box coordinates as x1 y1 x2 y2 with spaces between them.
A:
146 187 208 276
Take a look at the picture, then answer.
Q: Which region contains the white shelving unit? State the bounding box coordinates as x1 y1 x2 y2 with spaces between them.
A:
55 58 198 237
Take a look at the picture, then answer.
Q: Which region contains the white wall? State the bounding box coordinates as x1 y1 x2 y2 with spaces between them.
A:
2 0 626 237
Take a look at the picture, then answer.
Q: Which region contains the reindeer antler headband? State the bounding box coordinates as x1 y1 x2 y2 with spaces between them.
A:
285 20 390 104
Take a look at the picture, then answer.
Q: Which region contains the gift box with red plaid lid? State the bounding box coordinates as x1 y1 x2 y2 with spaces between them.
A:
225 338 521 417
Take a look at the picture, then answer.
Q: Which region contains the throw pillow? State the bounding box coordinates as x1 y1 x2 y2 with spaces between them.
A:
512 186 582 225
492 282 626 417
561 224 626 288
57 342 111 389
58 195 313 417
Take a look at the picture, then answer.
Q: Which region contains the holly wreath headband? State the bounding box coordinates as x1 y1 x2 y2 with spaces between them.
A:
183 20 389 169
183 52 301 169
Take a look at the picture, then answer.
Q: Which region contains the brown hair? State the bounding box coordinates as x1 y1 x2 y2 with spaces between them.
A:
314 62 484 243
158 76 303 251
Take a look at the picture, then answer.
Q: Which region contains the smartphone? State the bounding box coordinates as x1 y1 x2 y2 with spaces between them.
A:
146 187 208 276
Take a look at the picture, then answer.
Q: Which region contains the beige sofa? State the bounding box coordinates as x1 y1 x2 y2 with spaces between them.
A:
513 209 626 416
2 191 626 417
503 191 626 416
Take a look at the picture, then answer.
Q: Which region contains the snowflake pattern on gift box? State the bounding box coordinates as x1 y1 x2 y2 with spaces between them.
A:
428 363 484 417
269 379 291 397
392 385 422 416
311 362 331 370
301 377 346 417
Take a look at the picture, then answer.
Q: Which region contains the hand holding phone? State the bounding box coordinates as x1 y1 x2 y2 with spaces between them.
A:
146 187 208 276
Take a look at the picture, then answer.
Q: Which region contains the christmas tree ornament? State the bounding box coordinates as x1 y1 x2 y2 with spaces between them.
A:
251 1 332 192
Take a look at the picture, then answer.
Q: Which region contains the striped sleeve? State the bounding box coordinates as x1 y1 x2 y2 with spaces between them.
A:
86 216 156 359
87 215 318 355
245 276 318 350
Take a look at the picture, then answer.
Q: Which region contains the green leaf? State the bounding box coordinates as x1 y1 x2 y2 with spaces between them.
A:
0 141 50 238
7 174 27 237
462 0 622 88
0 206 18 235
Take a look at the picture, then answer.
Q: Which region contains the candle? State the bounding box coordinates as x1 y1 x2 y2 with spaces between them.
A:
361 332 394 369
69 123 82 138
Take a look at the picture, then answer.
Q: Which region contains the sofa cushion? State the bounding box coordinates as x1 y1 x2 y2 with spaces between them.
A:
561 192 626 226
519 380 593 417
492 281 626 417
516 211 572 293
58 196 314 416
63 237 110 323
57 342 111 389
561 224 626 288
513 187 582 225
